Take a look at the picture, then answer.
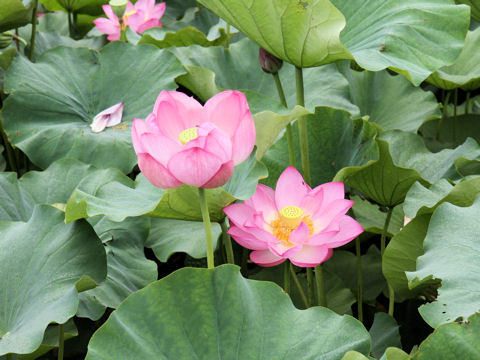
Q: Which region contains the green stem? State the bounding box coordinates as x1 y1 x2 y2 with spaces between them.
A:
272 72 296 167
29 0 38 61
283 260 291 294
15 28 20 50
67 11 73 38
295 67 311 185
381 208 395 317
453 88 458 142
355 237 363 322
465 92 471 115
240 248 248 276
290 264 309 308
198 188 214 269
225 23 231 48
314 264 327 307
437 91 451 140
306 267 315 307
58 324 64 360
220 220 234 264
0 119 16 172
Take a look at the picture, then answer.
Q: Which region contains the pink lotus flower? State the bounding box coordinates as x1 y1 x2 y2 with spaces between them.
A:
93 0 165 41
223 167 364 267
131 90 256 189
90 102 124 133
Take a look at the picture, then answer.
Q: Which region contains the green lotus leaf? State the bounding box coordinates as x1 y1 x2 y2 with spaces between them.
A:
147 218 221 262
262 107 379 188
39 0 107 15
251 265 356 314
86 265 370 360
404 177 480 218
139 26 228 48
66 151 266 223
369 313 402 359
0 205 106 355
351 196 403 237
77 216 157 320
0 0 33 32
456 0 480 21
341 351 373 360
2 42 186 173
407 198 480 327
195 0 351 68
174 38 357 114
334 131 480 207
427 29 480 90
383 215 440 301
381 348 410 360
324 245 385 303
332 0 470 85
338 64 441 132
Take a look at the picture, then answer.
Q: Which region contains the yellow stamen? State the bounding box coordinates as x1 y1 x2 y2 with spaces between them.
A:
123 10 137 21
179 127 199 145
270 206 314 243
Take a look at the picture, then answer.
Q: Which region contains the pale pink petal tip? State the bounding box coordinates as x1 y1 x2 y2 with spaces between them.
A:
90 102 124 133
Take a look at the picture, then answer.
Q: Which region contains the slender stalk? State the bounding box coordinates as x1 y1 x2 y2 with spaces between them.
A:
67 11 73 38
225 23 231 48
0 120 16 172
29 0 38 61
355 237 363 322
240 248 248 276
381 208 395 316
198 188 214 269
465 92 471 115
15 28 20 50
220 220 234 264
295 67 311 185
58 324 64 360
453 88 458 142
283 260 291 294
306 267 315 307
314 264 327 307
290 264 309 308
272 72 296 167
437 91 451 140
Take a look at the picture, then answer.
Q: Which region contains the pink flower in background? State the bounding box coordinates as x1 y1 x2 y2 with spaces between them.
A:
90 102 124 132
93 0 165 41
223 167 363 267
127 0 166 34
93 4 122 41
132 90 256 189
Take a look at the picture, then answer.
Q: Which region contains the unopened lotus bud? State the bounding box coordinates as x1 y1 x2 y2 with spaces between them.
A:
258 47 283 74
109 0 127 18
0 31 14 49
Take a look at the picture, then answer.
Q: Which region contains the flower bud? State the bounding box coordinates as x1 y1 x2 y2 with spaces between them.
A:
109 0 127 18
258 47 283 74
0 32 14 49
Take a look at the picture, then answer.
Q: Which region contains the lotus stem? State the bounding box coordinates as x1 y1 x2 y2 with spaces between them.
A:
465 92 471 115
295 67 311 185
29 0 38 61
453 88 458 142
314 264 327 307
272 72 296 167
221 220 234 264
283 260 291 294
381 207 395 316
225 23 231 49
198 188 215 269
67 11 73 38
306 267 315 307
356 237 363 322
437 91 451 140
290 264 309 308
58 324 64 360
0 119 16 173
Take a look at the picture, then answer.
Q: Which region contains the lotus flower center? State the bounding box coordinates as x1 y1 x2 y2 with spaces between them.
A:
179 127 198 145
271 206 314 243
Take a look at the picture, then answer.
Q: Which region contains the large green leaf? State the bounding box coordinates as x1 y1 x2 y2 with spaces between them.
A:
0 0 33 32
407 198 480 327
195 0 351 68
324 246 386 303
412 313 480 359
139 26 228 48
262 107 379 187
382 215 440 302
86 265 370 359
369 313 402 359
456 0 480 21
335 131 480 207
331 0 470 85
146 218 221 261
66 151 266 223
2 42 185 173
173 38 358 114
40 0 107 15
0 205 106 355
427 28 480 90
339 64 441 132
